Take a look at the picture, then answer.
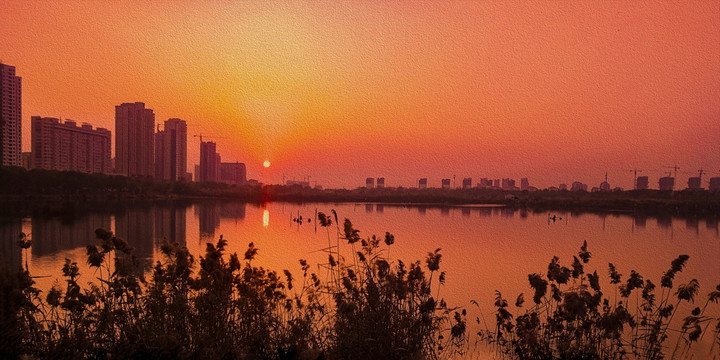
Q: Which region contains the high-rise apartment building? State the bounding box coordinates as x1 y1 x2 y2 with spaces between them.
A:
199 141 220 182
418 178 427 189
520 178 530 190
31 117 111 173
115 102 155 177
441 178 451 189
155 118 187 181
462 177 472 189
659 177 674 191
366 177 374 189
376 177 385 188
0 63 22 167
219 162 246 185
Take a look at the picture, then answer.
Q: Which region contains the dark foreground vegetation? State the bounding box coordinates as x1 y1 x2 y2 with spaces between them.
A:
1 214 719 359
480 242 720 359
1 216 464 359
3 166 720 217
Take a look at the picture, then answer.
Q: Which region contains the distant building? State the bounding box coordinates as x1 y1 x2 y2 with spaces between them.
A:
115 102 154 178
477 178 492 189
687 177 702 190
493 179 500 188
659 177 674 191
376 177 385 188
636 176 649 190
462 177 472 189
558 183 568 191
219 162 246 185
709 177 720 191
154 118 187 181
570 181 588 191
599 181 611 191
418 178 427 189
31 117 111 174
0 63 22 167
199 141 220 182
599 173 611 191
286 180 310 188
441 178 451 189
501 178 516 190
520 178 529 191
365 177 374 189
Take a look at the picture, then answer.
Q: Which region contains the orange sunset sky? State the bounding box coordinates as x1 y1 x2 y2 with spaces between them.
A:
1 1 718 189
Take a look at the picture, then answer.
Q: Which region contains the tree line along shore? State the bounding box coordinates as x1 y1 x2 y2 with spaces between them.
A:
2 166 719 217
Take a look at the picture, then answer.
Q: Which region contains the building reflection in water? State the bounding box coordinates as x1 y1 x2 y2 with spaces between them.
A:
154 205 187 246
115 207 154 272
31 214 111 257
417 206 426 215
477 207 492 217
501 208 515 218
519 209 528 219
115 205 189 272
196 203 221 238
706 218 718 232
263 209 269 228
657 215 672 229
634 215 647 228
440 207 450 216
220 203 246 222
195 202 246 238
365 204 373 213
461 207 471 217
0 218 23 270
376 204 384 214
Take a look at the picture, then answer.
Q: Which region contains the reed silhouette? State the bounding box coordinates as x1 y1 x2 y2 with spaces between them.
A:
0 218 466 359
478 241 720 359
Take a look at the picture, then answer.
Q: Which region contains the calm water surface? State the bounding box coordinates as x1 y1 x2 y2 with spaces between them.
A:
1 201 719 356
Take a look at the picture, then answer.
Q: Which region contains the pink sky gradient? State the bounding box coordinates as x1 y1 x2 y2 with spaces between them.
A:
1 1 718 188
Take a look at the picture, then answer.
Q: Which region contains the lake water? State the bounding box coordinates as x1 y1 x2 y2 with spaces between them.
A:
1 201 719 357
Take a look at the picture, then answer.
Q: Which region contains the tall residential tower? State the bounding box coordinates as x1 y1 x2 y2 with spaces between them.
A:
0 63 22 167
155 118 188 181
115 102 155 177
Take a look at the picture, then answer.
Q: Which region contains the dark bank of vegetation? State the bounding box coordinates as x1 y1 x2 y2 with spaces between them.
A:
2 214 719 359
263 186 720 217
2 166 720 217
0 166 261 201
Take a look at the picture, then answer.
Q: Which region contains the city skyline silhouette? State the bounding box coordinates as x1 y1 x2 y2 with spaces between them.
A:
1 2 718 189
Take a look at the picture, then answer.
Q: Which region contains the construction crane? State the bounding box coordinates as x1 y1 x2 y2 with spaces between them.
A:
193 134 227 143
625 168 643 190
665 165 680 178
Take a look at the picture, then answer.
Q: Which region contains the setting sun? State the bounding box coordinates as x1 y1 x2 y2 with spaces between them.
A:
263 160 271 168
